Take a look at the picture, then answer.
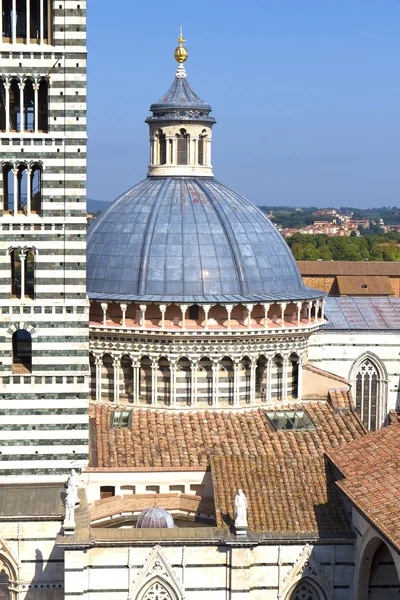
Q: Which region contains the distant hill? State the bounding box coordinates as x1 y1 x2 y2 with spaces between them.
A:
87 198 111 214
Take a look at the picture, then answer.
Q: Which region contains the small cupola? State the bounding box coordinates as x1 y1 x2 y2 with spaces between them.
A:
146 26 215 178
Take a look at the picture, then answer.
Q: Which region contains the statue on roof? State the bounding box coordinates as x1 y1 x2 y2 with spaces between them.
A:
234 488 248 528
64 469 80 531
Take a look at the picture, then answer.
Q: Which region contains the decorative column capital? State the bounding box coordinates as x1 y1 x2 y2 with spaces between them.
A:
159 304 167 313
296 301 303 309
112 356 121 368
224 304 233 313
120 303 128 311
139 304 147 312
100 302 108 310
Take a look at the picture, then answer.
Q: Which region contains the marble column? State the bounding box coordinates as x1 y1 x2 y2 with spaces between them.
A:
95 357 102 401
19 83 25 133
19 253 26 300
212 362 219 407
314 300 320 323
131 360 140 403
280 302 288 327
113 357 120 403
225 305 232 330
34 83 39 133
12 168 18 215
151 359 158 405
139 304 147 328
246 304 253 330
101 303 108 326
282 355 289 402
250 360 256 405
180 304 188 330
120 303 127 327
297 354 303 400
204 305 210 330
296 301 303 327
263 303 270 329
266 356 273 403
307 301 313 325
159 304 166 329
170 362 177 407
191 360 198 406
233 362 240 406
5 82 10 133
26 167 32 215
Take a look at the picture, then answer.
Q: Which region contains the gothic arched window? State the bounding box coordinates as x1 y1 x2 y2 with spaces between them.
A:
140 580 176 600
0 567 11 600
288 579 326 600
12 329 32 374
355 358 383 430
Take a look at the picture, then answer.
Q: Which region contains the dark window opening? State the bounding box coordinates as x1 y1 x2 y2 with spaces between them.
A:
2 164 14 212
38 79 48 132
9 80 20 131
16 0 26 41
24 79 34 131
158 130 166 165
30 0 40 41
177 129 188 165
11 250 21 298
0 80 6 131
17 164 27 212
0 568 11 600
198 138 204 165
2 0 12 40
31 164 42 214
12 329 32 374
25 250 35 298
188 305 199 320
100 486 115 500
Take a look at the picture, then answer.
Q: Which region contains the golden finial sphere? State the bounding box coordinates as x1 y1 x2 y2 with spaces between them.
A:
174 45 188 63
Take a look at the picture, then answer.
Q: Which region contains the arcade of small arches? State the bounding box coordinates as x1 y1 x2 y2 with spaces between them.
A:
151 127 211 168
1 161 42 215
90 350 303 408
0 76 49 134
1 0 53 45
89 298 326 333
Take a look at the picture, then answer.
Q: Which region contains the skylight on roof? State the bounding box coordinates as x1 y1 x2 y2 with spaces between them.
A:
265 410 315 431
111 410 131 429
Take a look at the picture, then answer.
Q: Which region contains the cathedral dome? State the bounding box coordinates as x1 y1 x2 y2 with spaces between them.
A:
136 507 175 529
87 177 317 303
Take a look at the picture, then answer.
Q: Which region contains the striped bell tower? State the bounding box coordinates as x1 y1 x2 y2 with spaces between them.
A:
0 0 89 482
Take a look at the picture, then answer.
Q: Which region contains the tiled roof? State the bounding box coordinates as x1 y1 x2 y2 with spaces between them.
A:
328 389 354 411
336 275 393 296
298 261 400 276
211 455 350 534
323 297 400 330
328 424 400 549
91 401 365 470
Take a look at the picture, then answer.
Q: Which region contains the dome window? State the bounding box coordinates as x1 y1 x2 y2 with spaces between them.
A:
177 128 188 165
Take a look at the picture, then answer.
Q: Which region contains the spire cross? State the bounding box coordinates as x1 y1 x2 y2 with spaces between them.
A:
178 23 185 45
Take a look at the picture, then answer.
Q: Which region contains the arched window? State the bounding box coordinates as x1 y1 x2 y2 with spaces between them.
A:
288 579 326 600
24 79 35 131
31 163 42 214
176 129 188 165
140 580 176 600
2 163 15 213
0 80 6 131
9 80 20 131
198 130 207 165
10 249 35 299
10 250 22 298
0 567 11 600
17 164 27 213
158 129 166 165
12 329 32 374
355 358 384 430
38 79 48 132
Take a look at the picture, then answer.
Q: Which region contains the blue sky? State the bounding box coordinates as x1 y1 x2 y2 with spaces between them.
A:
87 1 400 208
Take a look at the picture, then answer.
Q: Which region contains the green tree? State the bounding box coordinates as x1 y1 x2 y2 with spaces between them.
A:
302 245 320 260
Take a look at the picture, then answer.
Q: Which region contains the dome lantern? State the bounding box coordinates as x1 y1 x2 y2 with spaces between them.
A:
146 26 215 178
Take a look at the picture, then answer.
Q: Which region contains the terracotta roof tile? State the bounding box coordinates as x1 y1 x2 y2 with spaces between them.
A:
211 455 350 534
91 401 365 470
328 424 400 550
336 275 393 296
298 261 400 277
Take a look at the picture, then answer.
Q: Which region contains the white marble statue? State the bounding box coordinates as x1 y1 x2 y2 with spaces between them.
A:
234 488 248 527
64 469 79 526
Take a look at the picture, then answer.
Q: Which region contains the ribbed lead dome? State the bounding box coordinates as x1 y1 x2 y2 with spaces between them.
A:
87 177 317 303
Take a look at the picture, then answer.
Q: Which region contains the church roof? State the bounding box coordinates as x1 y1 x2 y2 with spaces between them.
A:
90 401 365 470
89 401 364 535
87 178 318 302
328 424 400 550
323 297 400 330
149 74 212 114
211 455 350 535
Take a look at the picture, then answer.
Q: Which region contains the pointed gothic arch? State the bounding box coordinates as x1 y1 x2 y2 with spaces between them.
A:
286 578 327 600
349 352 388 430
0 549 18 600
137 578 179 600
